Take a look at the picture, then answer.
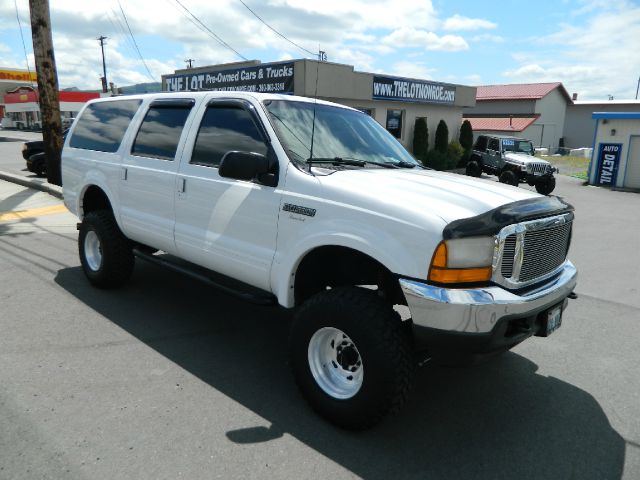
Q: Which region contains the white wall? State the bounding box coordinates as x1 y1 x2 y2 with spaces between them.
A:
589 118 640 188
533 89 568 150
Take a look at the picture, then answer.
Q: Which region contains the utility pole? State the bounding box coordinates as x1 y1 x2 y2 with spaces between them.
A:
635 76 639 100
185 58 194 69
29 0 63 186
98 35 108 92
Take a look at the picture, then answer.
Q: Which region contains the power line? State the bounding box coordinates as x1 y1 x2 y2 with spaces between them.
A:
117 1 155 81
172 0 248 61
13 0 34 87
236 0 316 57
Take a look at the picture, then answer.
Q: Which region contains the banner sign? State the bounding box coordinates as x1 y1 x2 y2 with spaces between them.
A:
372 75 456 105
164 62 294 94
595 143 622 186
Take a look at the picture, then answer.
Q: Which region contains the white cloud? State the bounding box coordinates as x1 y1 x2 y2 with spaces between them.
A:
389 61 436 80
382 28 468 51
466 74 482 84
472 34 505 43
443 14 496 31
503 1 640 99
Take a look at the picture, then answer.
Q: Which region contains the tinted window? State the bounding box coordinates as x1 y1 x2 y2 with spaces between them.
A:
386 109 403 139
70 100 141 152
474 136 488 151
488 138 500 151
191 106 267 168
132 106 192 160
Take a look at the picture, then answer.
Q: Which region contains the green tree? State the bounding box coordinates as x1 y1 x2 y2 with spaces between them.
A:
447 141 465 169
434 119 449 154
459 120 474 160
412 117 429 163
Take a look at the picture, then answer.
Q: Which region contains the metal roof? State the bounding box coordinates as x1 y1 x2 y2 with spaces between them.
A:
466 116 539 132
476 82 572 102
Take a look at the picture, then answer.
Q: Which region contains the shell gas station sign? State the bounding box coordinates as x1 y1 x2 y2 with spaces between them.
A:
0 68 37 83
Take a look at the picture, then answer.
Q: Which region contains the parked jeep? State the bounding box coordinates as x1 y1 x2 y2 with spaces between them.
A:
62 93 577 429
466 134 557 195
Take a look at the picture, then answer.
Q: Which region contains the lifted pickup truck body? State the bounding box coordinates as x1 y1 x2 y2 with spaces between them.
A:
62 92 577 429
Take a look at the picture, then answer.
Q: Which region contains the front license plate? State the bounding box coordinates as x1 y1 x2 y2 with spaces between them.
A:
545 306 563 336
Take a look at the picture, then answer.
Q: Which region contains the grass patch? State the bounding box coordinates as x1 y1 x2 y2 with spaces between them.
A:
537 155 591 177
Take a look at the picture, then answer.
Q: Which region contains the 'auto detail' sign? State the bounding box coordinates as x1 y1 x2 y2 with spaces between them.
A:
595 143 622 186
163 62 294 94
372 75 456 105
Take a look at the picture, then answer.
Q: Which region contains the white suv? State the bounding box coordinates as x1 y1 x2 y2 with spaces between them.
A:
62 92 577 429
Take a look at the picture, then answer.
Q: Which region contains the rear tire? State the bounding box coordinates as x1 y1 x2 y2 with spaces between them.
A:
78 210 134 289
535 175 556 195
465 160 481 177
499 169 519 186
290 287 414 430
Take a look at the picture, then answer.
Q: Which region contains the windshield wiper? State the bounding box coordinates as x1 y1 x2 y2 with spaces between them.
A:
306 157 403 169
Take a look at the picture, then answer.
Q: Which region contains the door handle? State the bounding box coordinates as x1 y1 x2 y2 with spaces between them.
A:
121 167 128 180
178 177 186 193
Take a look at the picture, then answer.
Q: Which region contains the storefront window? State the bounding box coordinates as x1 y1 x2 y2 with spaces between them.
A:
386 109 403 139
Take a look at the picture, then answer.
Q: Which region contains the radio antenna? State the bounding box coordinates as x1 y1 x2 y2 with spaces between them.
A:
308 52 321 172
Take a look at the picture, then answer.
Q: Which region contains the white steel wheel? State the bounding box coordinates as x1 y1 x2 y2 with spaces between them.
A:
83 230 103 272
308 327 364 400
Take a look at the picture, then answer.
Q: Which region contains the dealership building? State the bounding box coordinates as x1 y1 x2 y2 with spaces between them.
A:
161 59 477 153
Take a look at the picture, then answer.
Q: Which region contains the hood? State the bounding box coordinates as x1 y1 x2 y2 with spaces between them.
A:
505 152 549 165
317 168 539 225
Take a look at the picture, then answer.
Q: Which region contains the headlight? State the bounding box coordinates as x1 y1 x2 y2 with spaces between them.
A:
428 237 495 284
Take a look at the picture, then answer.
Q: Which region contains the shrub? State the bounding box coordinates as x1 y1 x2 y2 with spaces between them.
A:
424 149 450 171
458 120 473 165
412 117 429 163
434 119 449 154
447 141 465 168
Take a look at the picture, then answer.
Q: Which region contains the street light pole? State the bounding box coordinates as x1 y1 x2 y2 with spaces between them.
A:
636 76 639 100
98 35 108 93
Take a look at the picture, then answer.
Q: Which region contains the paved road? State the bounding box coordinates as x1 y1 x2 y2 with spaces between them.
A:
1 153 639 478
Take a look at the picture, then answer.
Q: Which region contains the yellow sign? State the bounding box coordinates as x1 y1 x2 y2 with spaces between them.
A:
0 68 37 82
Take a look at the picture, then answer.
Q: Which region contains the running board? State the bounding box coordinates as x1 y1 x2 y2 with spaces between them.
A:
133 248 276 306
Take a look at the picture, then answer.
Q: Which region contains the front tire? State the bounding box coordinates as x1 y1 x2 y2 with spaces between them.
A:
78 210 134 289
499 169 519 186
290 287 414 430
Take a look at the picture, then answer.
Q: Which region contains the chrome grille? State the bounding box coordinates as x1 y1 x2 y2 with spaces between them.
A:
519 223 571 281
496 214 573 288
500 235 517 278
528 163 549 175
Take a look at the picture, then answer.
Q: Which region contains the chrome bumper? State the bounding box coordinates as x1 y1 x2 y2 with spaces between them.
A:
399 261 577 334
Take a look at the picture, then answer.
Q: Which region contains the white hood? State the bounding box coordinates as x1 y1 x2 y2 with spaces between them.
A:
318 168 539 225
504 152 549 165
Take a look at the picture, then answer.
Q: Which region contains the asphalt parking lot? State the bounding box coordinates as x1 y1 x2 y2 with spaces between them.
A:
1 143 639 479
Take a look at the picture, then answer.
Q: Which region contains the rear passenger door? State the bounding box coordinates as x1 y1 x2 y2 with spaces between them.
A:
119 98 195 254
486 137 501 168
173 98 281 292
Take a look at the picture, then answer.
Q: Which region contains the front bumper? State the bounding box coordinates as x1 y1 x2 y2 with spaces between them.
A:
399 261 577 363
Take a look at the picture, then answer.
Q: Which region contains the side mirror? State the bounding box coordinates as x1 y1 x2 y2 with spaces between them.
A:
219 151 269 181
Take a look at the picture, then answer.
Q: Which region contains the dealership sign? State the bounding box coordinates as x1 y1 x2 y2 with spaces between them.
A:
595 143 622 185
372 75 456 105
164 62 294 94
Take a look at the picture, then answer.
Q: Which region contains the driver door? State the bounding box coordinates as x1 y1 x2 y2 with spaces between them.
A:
486 137 501 168
173 98 282 291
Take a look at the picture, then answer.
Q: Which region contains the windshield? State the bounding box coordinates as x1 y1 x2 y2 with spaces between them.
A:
263 100 419 167
502 138 534 155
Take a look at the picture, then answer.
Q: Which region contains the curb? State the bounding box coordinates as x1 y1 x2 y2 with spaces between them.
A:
0 170 63 199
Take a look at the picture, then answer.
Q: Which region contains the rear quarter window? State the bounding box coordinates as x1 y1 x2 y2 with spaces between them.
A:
69 100 141 152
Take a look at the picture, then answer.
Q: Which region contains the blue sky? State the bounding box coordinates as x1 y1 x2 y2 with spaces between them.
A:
1 0 639 100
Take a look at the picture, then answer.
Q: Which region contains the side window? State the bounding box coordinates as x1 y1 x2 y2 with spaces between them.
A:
70 100 141 152
474 136 487 152
488 138 499 151
191 106 268 168
132 105 192 160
